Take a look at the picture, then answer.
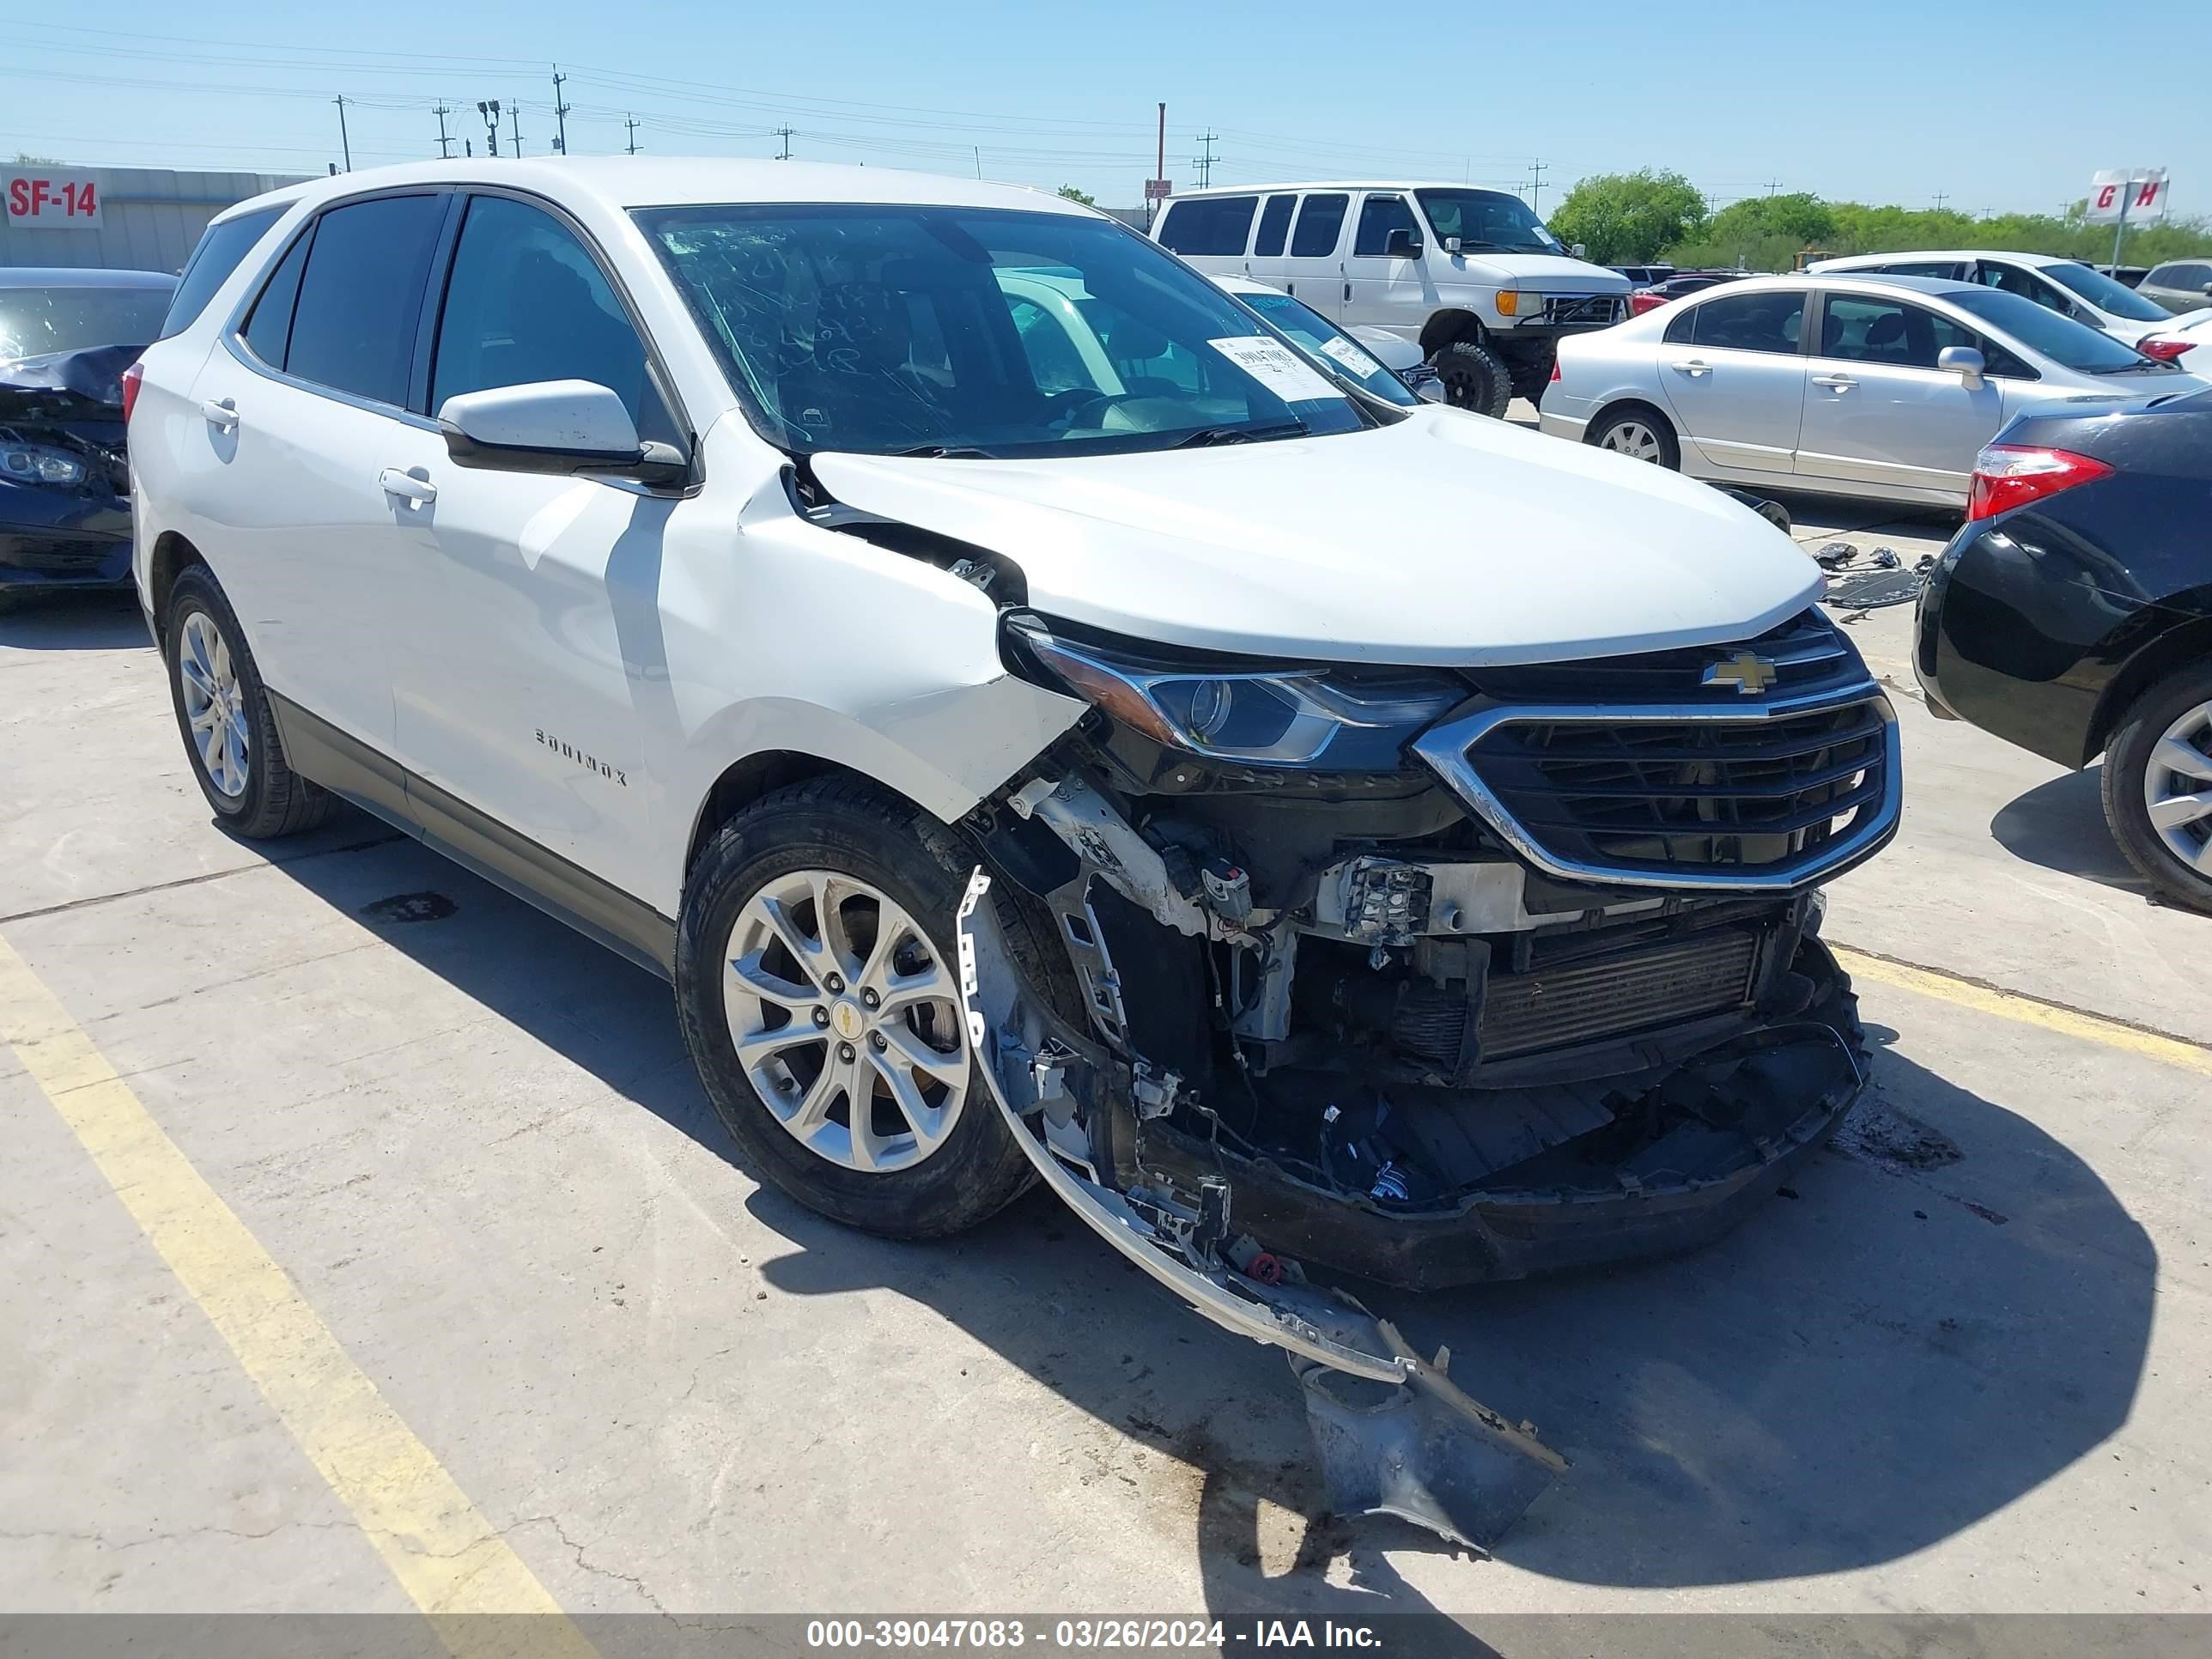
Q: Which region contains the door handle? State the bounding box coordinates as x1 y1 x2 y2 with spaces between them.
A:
200 398 240 430
1669 359 1711 376
379 467 437 508
1343 282 1352 302
1813 374 1857 391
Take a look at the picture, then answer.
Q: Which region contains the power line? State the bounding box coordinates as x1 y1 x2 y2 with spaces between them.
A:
1191 130 1218 189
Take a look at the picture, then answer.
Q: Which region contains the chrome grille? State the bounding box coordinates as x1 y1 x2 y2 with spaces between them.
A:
1480 927 1759 1059
1543 293 1627 328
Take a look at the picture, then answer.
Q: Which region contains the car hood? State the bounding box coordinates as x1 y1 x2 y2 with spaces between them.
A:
1455 254 1631 294
810 409 1820 666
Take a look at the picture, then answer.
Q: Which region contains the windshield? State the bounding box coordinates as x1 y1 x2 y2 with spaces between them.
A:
1412 190 1562 256
1948 288 2161 374
1231 289 1419 406
635 205 1370 458
2043 260 2169 323
0 287 173 362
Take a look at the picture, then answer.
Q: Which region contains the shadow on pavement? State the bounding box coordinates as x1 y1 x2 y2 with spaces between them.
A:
261 832 2154 1614
0 586 147 652
1990 764 2154 898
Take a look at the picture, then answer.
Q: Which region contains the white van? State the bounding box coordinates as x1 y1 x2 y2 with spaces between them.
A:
1154 182 1631 415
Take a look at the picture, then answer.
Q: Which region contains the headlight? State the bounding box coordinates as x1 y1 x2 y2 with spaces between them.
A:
1 441 88 487
1496 290 1538 318
1007 617 1463 770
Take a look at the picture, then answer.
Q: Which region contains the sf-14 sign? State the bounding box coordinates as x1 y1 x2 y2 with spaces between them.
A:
6 170 104 229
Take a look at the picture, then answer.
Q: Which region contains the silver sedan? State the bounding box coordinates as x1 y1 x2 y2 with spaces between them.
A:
1543 273 2203 507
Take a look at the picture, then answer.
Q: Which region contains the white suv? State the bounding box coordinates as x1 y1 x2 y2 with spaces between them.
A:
130 159 1896 1538
1153 182 1630 415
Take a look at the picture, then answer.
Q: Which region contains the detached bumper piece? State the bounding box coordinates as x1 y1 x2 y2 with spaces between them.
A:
957 870 1566 1549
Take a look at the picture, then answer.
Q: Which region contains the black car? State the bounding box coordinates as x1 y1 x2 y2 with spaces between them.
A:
1 267 178 595
1916 386 2212 910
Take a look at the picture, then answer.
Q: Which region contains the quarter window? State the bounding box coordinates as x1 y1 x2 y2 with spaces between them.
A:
241 226 311 368
160 207 283 340
430 195 673 441
1352 195 1418 258
1253 193 1295 258
1156 195 1259 257
283 193 447 407
1289 193 1349 258
1663 291 1805 354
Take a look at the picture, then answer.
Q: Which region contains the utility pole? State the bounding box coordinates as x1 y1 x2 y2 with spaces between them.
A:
972 146 981 179
1151 102 1165 228
1765 177 1782 197
1191 131 1218 189
1932 190 1949 211
624 114 641 155
1525 158 1548 214
774 125 793 161
433 102 455 159
509 102 524 157
550 68 570 155
333 95 352 172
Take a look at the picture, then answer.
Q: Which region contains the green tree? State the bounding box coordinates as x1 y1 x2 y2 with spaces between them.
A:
1056 185 1097 208
1547 170 1707 264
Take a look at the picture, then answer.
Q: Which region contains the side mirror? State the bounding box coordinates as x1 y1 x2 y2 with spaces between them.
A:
2201 281 2212 296
1443 235 1462 254
1572 242 1588 259
1937 345 1986 389
437 380 686 484
1383 227 1424 259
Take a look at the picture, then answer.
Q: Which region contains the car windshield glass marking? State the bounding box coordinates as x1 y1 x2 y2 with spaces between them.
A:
1946 288 2156 373
1412 189 1560 254
2043 259 2169 322
636 205 1365 458
1237 289 1419 406
0 288 173 361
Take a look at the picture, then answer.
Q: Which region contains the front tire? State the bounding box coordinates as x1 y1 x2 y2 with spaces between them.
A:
162 565 334 838
2101 662 2212 914
675 776 1047 1238
1589 404 1681 470
1434 339 1513 419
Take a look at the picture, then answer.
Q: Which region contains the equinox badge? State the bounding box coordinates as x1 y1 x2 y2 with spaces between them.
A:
1702 651 1778 696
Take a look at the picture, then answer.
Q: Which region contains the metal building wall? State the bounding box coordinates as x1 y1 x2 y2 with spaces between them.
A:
1 168 309 275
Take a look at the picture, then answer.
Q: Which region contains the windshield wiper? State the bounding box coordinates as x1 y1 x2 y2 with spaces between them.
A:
1169 421 1310 448
888 443 995 458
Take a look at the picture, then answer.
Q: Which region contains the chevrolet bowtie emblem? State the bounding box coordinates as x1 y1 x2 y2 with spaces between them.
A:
1703 651 1779 695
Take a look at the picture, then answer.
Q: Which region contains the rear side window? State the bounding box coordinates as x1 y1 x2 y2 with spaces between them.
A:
1290 193 1348 258
159 206 283 340
430 195 676 443
283 194 447 407
1253 193 1295 258
1157 195 1259 257
1665 291 1804 354
241 228 311 368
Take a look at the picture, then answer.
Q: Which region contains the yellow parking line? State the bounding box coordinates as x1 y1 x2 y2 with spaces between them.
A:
0 933 598 1659
1832 944 2212 1079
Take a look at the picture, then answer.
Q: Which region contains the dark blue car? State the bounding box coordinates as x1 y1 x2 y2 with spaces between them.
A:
1 266 178 594
1916 384 2212 912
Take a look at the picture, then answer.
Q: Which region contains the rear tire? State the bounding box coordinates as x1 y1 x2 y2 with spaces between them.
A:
1589 403 1681 470
162 565 335 839
674 775 1063 1238
1434 339 1513 419
2101 661 2212 914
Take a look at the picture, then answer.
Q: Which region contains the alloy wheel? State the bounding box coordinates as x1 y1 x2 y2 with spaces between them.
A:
1601 420 1665 463
178 611 250 798
2142 698 2212 875
721 869 970 1174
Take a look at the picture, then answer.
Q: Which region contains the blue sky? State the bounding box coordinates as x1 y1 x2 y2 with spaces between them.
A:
1 1 2200 220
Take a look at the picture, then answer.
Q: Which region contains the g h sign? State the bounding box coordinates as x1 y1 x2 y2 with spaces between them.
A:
5 170 104 229
2087 169 2168 225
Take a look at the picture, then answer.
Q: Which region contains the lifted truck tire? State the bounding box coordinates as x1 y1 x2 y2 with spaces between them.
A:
161 565 335 839
2100 660 2212 915
1434 339 1513 419
675 775 1070 1238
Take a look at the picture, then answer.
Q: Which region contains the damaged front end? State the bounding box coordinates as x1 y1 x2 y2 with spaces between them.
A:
956 604 1899 1546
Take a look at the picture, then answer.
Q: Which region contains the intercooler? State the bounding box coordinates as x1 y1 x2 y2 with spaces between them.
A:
1477 926 1759 1060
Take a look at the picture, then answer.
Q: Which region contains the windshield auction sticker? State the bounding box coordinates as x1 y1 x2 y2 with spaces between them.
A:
1207 337 1346 404
1317 336 1383 376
